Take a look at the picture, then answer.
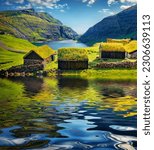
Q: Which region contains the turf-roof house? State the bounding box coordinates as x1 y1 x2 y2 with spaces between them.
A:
24 45 56 66
99 39 137 59
58 48 88 70
99 43 126 59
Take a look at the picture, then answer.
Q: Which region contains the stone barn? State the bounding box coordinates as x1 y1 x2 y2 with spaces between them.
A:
58 48 88 70
99 43 126 59
24 45 56 66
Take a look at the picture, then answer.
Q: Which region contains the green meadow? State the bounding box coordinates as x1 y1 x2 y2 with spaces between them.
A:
0 34 36 69
0 34 36 52
0 47 24 70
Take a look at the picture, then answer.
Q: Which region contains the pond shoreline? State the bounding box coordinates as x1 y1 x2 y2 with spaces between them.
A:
0 68 137 81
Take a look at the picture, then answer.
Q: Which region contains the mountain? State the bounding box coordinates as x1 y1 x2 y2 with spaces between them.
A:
0 9 78 41
79 5 137 45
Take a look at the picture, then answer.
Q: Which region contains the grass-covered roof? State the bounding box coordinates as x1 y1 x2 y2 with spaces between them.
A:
24 45 55 59
58 48 88 61
100 40 137 53
107 38 131 44
125 40 137 53
100 43 125 52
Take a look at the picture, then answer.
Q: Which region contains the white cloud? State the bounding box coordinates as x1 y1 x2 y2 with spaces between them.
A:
120 5 132 9
120 0 136 3
98 8 116 16
54 4 69 9
16 0 25 4
88 0 96 5
98 8 109 13
5 1 12 5
82 0 96 6
108 0 137 5
35 6 44 9
29 0 60 6
28 0 68 10
59 9 65 13
108 0 116 5
17 3 32 10
5 0 25 5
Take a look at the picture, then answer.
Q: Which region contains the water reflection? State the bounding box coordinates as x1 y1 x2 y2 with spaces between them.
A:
58 77 88 90
0 77 137 149
102 86 125 97
11 77 44 96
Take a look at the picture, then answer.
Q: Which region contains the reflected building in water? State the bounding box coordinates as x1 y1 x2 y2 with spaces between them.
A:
58 77 88 90
10 77 44 97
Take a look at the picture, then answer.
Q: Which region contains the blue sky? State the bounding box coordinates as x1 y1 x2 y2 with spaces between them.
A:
0 0 136 34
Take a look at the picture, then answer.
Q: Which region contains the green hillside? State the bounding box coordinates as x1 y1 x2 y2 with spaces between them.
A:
0 34 36 52
0 9 78 42
0 47 24 70
0 34 37 69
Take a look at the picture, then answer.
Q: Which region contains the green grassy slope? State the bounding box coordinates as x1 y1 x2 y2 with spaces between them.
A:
0 34 37 52
0 13 50 41
0 34 37 69
0 47 24 70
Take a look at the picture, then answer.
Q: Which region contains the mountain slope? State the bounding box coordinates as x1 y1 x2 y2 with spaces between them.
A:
79 5 137 45
0 9 78 41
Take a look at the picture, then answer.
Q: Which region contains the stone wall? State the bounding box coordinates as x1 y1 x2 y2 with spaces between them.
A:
24 59 43 65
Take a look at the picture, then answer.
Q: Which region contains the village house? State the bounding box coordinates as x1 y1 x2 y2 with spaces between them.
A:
99 43 126 59
58 48 88 70
24 45 56 66
99 39 137 59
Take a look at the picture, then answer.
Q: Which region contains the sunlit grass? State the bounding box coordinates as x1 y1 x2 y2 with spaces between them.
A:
59 69 137 81
80 69 137 81
0 47 24 70
0 34 36 52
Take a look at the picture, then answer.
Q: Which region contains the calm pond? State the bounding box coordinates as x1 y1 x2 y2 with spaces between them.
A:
34 40 88 50
0 77 137 150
